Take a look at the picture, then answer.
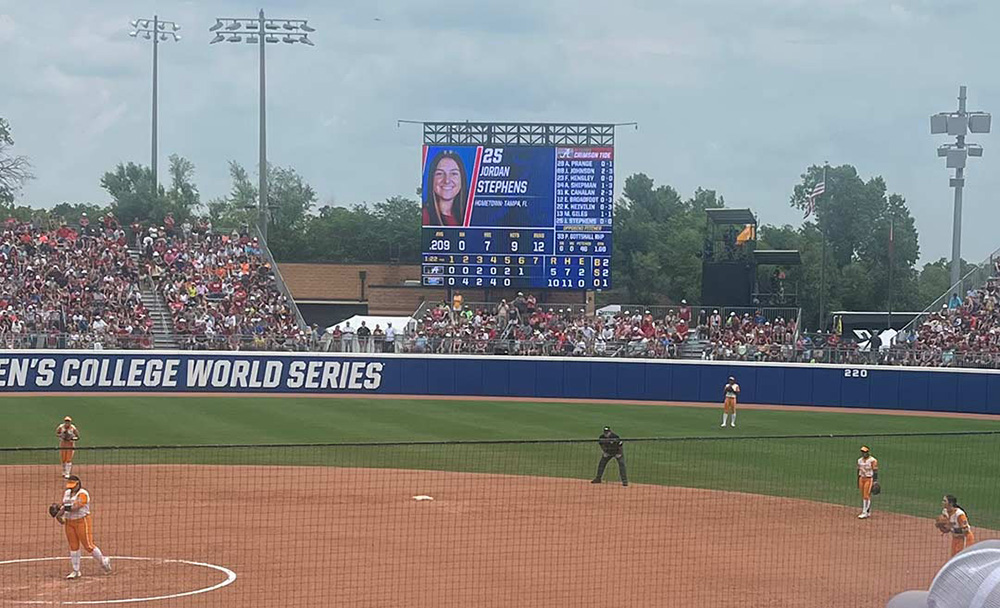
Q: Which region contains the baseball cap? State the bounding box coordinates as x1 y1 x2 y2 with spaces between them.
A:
885 540 1000 607
860 446 870 453
63 416 72 422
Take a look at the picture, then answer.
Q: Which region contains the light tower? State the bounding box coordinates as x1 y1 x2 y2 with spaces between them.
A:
930 86 991 290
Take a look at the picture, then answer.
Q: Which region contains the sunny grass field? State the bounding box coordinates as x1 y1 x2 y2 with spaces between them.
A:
2 396 999 527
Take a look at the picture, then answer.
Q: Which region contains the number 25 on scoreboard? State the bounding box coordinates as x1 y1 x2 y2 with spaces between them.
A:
482 148 504 164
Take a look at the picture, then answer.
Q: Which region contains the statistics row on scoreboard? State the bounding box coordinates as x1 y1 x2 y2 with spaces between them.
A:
422 254 611 290
422 228 610 256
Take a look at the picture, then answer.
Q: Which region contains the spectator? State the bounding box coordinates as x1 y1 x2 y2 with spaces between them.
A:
384 322 396 353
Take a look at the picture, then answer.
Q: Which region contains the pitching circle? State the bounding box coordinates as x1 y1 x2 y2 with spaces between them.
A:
0 556 237 605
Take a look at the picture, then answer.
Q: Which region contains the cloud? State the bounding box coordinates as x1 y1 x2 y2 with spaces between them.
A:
0 0 998 263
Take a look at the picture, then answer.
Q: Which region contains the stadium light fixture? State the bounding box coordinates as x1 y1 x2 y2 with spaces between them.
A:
930 86 991 290
128 15 180 198
208 10 316 243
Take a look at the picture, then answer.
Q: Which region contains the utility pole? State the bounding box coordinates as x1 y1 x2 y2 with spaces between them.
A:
210 11 315 243
129 16 181 197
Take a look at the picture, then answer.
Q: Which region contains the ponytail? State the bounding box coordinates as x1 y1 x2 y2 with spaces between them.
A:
945 494 962 510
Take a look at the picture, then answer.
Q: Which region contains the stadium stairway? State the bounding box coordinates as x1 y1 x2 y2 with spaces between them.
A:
679 336 710 359
128 248 179 349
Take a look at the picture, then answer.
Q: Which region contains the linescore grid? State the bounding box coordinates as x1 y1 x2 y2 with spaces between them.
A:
420 145 613 290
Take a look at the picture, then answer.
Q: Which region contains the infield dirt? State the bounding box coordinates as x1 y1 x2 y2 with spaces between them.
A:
0 465 991 607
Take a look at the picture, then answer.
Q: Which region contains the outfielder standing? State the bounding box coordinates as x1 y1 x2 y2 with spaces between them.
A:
591 426 628 486
856 446 880 519
55 416 79 478
721 376 739 428
941 494 975 557
51 475 112 579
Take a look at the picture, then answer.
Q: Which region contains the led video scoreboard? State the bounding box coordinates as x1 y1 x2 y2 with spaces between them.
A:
421 144 613 290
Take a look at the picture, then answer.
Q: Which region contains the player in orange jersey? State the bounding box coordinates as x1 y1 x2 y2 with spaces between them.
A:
55 416 79 478
721 376 739 428
856 446 879 519
57 475 111 579
941 494 975 557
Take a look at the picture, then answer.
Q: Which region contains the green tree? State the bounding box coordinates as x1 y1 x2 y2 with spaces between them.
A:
101 162 159 224
266 165 316 260
0 117 32 209
295 197 421 263
917 258 977 307
208 161 317 259
207 161 257 230
613 174 722 303
789 165 921 328
101 156 199 225
163 154 200 222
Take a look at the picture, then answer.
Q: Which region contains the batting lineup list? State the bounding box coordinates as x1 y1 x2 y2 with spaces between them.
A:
422 146 613 291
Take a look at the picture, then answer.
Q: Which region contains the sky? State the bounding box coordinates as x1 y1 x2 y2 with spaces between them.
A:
1 0 997 264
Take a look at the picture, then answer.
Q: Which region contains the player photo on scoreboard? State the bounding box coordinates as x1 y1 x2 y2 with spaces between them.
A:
421 147 476 227
421 145 555 228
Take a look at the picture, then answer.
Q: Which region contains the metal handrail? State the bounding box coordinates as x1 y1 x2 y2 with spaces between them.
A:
252 225 308 331
4 332 1000 368
896 244 1000 341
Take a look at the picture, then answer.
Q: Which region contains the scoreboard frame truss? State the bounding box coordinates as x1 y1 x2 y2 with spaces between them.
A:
423 122 616 147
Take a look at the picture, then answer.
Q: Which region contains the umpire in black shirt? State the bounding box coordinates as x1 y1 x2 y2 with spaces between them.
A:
591 426 628 486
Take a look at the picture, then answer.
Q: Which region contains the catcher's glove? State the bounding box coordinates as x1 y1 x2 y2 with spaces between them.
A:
935 514 951 533
48 503 66 524
871 482 881 496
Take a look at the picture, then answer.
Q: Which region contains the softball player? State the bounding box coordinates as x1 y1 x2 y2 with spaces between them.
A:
721 377 739 428
941 494 975 557
58 475 112 579
55 416 79 478
857 446 879 519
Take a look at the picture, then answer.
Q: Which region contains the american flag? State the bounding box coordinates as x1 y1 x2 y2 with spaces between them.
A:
803 181 826 219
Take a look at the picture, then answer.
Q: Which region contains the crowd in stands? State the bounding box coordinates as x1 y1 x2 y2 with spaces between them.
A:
0 211 309 351
368 293 798 360
889 264 1000 368
0 213 153 349
7 208 1000 368
134 215 308 351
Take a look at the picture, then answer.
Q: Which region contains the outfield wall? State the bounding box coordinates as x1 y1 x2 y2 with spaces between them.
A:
1 351 999 415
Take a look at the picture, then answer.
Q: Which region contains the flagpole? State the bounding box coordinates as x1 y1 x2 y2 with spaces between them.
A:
888 214 894 329
818 163 828 331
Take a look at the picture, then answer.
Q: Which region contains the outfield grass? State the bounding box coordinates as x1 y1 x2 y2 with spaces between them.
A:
2 396 999 527
3 396 1000 446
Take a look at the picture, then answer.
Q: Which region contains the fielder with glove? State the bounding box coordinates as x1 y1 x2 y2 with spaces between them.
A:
856 446 879 519
56 475 112 579
55 416 79 478
591 426 628 487
940 494 976 557
48 503 66 525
